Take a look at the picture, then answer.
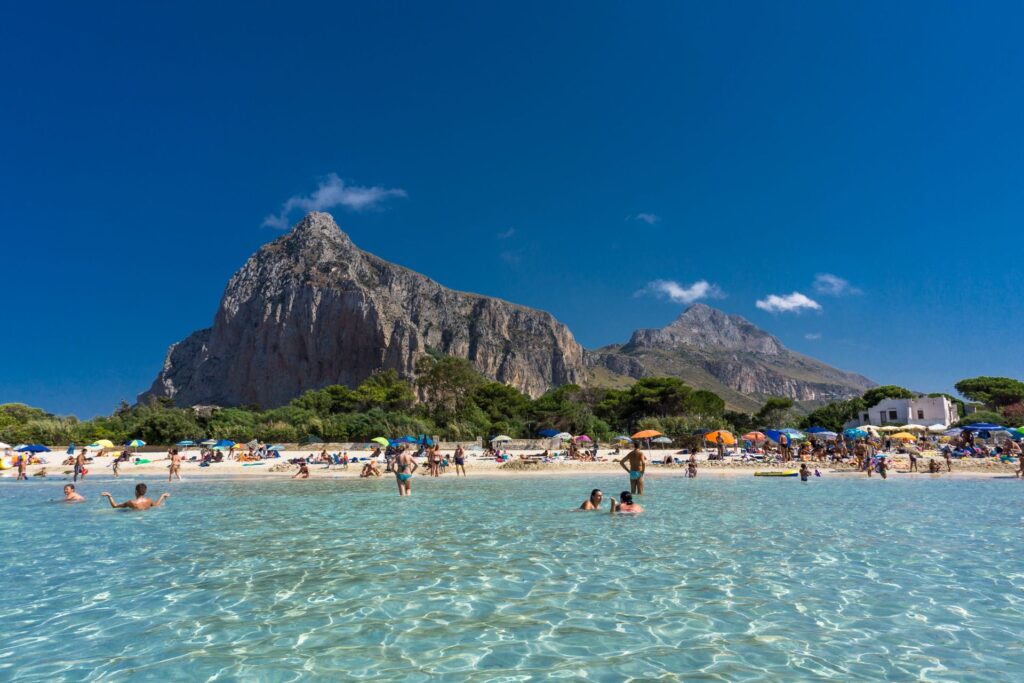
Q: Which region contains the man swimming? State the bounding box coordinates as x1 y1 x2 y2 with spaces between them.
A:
63 484 85 502
168 448 183 482
100 483 169 510
609 491 644 514
394 448 418 496
579 489 604 510
618 446 647 495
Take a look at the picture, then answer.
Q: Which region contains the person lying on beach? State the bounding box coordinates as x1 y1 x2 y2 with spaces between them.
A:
293 461 310 479
609 491 643 514
579 489 604 510
360 461 382 478
100 483 168 510
63 484 85 502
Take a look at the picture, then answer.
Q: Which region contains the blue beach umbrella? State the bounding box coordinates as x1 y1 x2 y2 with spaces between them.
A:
844 428 869 439
177 440 195 446
804 426 831 434
127 439 146 448
66 443 76 455
781 428 806 440
764 430 784 443
612 435 633 443
16 444 50 453
962 423 1005 431
537 428 559 438
213 439 236 449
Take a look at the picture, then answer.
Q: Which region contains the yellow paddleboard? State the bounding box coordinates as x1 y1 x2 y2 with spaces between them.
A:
754 469 799 477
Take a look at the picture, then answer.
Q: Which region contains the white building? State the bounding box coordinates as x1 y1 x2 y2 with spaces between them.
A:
844 396 959 428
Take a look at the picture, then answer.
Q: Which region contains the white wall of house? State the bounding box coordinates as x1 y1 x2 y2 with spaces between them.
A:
844 396 958 428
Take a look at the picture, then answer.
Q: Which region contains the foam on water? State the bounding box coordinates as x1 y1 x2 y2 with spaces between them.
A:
1 474 1022 681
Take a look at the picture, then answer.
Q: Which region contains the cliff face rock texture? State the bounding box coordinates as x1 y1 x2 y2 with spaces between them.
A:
587 304 874 411
140 212 587 407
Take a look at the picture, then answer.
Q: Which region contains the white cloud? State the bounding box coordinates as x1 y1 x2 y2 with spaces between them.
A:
496 227 516 240
756 292 822 313
632 213 660 225
639 279 725 304
805 333 822 341
263 173 407 229
813 273 862 296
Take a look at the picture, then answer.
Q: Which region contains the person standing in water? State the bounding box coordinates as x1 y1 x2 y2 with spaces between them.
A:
878 456 888 480
74 448 87 482
168 448 183 482
394 448 418 496
799 463 811 482
579 489 604 510
16 454 28 480
100 483 169 510
618 446 647 495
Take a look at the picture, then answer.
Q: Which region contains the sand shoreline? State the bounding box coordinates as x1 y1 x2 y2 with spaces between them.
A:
5 448 1019 482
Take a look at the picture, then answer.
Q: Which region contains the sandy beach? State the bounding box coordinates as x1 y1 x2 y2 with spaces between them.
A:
8 447 1019 481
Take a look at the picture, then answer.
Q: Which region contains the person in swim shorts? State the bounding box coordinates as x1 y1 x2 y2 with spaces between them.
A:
618 447 647 495
799 463 810 482
609 491 643 514
63 484 85 502
394 449 418 496
453 445 467 477
579 488 604 510
101 483 169 510
74 448 87 482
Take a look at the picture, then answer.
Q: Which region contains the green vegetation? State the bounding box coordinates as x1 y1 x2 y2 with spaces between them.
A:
3 366 1022 446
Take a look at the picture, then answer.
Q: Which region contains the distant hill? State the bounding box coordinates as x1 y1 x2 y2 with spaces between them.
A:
141 212 873 410
586 304 875 411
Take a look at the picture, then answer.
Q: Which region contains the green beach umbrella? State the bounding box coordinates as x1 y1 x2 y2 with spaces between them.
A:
371 437 390 447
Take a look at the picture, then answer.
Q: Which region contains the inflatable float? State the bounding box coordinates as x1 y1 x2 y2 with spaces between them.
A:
754 469 799 477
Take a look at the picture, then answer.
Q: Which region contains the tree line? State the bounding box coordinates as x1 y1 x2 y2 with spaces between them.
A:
2 355 1021 446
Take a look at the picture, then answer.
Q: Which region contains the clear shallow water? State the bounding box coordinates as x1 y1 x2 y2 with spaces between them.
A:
1 473 1023 681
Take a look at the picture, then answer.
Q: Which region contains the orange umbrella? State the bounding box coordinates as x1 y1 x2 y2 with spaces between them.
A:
704 430 737 445
743 431 766 442
631 429 663 440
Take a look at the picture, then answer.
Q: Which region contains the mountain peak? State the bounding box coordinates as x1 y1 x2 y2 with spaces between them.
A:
628 305 783 355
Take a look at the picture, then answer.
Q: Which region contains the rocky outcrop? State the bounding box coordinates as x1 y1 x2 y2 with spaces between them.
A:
588 304 874 409
140 212 587 408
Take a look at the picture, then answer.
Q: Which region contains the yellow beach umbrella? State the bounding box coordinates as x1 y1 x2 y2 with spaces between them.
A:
88 439 115 449
890 432 916 442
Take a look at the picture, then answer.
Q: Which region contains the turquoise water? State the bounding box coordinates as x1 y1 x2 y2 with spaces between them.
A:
1 473 1023 681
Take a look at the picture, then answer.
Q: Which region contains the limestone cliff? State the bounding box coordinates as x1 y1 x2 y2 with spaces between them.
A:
140 212 587 407
587 304 874 411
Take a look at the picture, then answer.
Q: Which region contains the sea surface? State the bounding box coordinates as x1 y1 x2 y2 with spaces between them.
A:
1 472 1022 681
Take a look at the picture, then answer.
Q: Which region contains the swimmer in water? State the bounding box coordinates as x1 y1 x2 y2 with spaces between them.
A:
100 483 169 510
609 491 644 514
579 489 604 510
618 446 647 495
799 463 810 481
63 484 85 502
394 449 418 496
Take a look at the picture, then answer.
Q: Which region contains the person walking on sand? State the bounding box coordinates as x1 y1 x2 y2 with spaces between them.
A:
453 445 467 477
101 483 168 510
168 448 183 482
74 448 87 482
16 454 28 480
618 446 647 495
394 449 418 496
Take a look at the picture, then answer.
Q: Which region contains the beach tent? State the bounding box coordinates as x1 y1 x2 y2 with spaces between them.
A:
537 428 559 437
704 430 736 445
890 432 917 442
742 431 766 442
631 429 662 440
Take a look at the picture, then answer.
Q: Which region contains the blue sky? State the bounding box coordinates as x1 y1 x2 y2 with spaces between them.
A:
3 2 1024 417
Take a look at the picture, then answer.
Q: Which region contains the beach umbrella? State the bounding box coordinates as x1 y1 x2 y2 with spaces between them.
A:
962 423 1005 431
764 429 784 443
88 439 115 450
704 430 736 445
213 439 236 449
804 426 831 434
490 435 513 443
127 439 146 448
843 428 869 439
553 432 573 440
200 439 217 446
16 444 50 453
370 437 390 447
942 428 962 437
0 442 10 450
575 435 592 442
815 431 839 440
878 425 902 432
899 425 926 432
890 432 916 442
781 428 806 440
537 428 559 437
742 431 766 442
268 444 285 451
177 440 195 447
631 429 663 440
612 435 633 443
651 436 673 444
927 424 947 433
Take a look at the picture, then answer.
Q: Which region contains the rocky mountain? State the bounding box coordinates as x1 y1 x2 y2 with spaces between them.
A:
587 304 874 411
140 212 587 408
